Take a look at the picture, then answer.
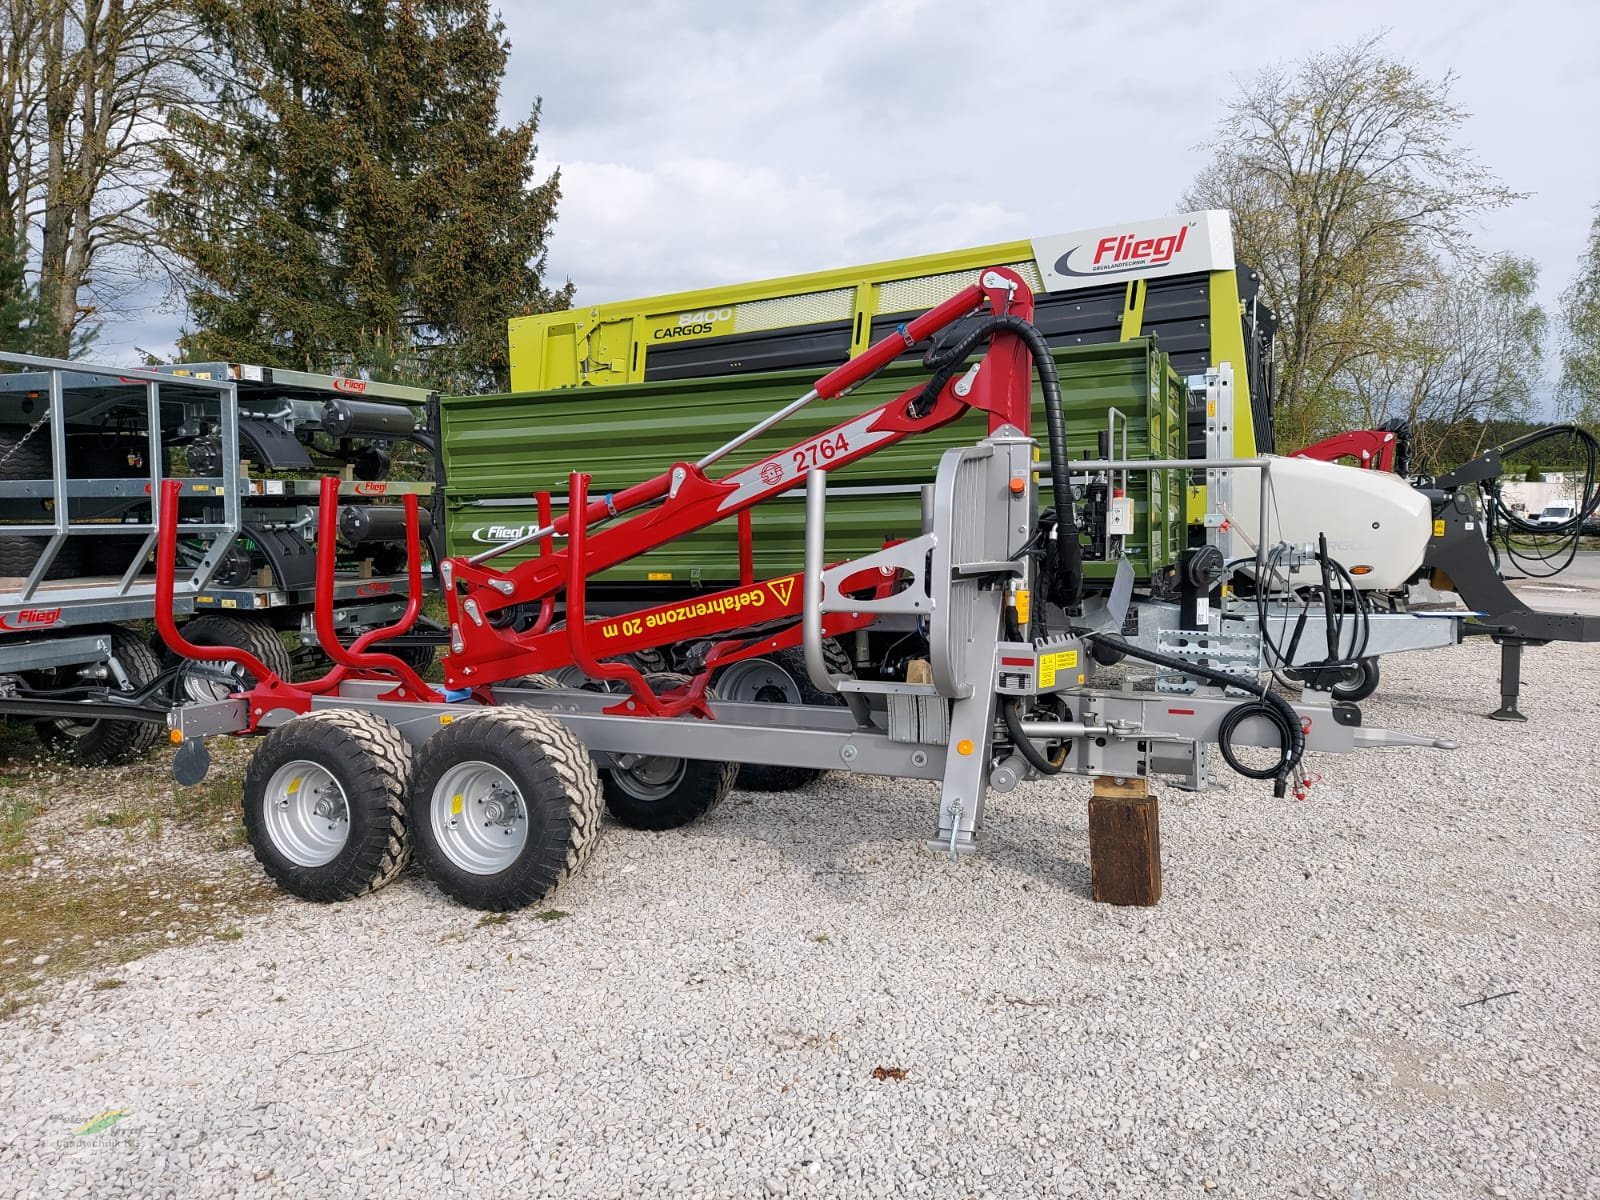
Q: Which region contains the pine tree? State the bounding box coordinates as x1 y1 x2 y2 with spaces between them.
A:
0 232 41 353
156 0 571 390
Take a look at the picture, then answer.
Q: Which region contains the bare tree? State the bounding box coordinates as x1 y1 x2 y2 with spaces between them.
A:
2 0 202 355
1558 203 1600 427
1340 255 1545 472
1184 33 1523 448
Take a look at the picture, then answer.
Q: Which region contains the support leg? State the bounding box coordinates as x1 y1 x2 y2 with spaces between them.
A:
927 691 995 860
1488 640 1527 723
1089 775 1162 906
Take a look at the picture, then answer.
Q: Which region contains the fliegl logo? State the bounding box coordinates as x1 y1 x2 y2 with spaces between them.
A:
470 524 538 544
0 607 63 631
653 307 733 341
1054 221 1193 279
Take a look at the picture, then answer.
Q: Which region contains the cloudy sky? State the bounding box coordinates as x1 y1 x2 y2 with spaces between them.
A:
110 0 1599 397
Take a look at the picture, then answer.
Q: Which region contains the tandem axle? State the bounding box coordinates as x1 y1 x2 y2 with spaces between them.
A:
158 270 1454 911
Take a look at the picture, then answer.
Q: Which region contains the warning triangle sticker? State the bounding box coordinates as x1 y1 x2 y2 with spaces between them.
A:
768 577 796 607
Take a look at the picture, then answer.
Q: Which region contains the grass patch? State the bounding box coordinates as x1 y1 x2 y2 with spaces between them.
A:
0 734 269 1020
476 913 509 927
0 796 40 853
533 909 568 923
91 978 124 991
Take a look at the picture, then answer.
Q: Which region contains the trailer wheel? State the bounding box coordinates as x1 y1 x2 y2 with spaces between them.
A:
598 673 737 829
390 641 436 675
1329 657 1380 703
494 673 562 694
408 708 602 910
546 621 666 687
166 614 294 702
241 710 413 902
33 628 163 766
714 643 851 791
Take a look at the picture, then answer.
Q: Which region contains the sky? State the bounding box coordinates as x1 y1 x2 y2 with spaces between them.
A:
104 0 1600 401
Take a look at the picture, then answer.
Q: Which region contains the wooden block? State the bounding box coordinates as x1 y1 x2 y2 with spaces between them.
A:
1089 776 1161 906
905 658 933 684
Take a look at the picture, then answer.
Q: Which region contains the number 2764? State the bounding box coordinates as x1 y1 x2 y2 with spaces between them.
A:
792 432 849 470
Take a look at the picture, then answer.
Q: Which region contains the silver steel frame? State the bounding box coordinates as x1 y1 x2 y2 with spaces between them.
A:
0 351 241 623
172 423 1455 864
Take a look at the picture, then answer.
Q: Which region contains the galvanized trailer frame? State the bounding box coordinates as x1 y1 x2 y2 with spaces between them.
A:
158 272 1453 911
0 351 437 749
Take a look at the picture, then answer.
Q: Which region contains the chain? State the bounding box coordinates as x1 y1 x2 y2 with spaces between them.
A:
0 408 53 474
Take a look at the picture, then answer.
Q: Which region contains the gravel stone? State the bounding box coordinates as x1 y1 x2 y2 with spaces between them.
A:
0 637 1597 1198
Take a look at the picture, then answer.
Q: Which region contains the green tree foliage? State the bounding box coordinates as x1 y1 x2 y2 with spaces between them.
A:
156 0 571 390
0 231 41 352
1558 204 1600 427
1183 34 1522 448
1338 255 1544 473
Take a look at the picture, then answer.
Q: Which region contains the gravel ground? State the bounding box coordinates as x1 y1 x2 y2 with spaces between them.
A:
1 634 1598 1199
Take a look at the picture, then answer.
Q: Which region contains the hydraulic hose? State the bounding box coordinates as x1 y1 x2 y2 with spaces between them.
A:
916 313 1083 609
1002 696 1067 775
1084 631 1306 798
1460 423 1600 579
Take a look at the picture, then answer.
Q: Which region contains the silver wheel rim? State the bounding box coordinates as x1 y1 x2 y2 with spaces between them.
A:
431 761 527 875
262 759 349 867
181 662 246 704
715 657 803 705
608 755 687 800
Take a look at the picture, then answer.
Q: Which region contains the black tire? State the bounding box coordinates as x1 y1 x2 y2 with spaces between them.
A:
495 673 562 693
166 614 293 702
408 708 603 910
600 672 738 829
240 709 413 902
715 642 851 791
388 640 436 675
1329 657 1380 703
33 627 163 766
546 620 666 684
0 424 81 580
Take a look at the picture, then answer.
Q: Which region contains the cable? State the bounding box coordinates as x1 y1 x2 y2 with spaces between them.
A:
1474 424 1600 578
1083 630 1305 798
914 312 1083 611
1001 696 1067 775
1238 542 1370 685
1217 701 1296 780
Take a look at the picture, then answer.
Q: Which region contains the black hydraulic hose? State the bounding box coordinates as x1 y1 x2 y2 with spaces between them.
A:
1217 701 1296 781
1002 696 1066 775
917 313 1083 609
1084 631 1306 798
1472 423 1600 578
